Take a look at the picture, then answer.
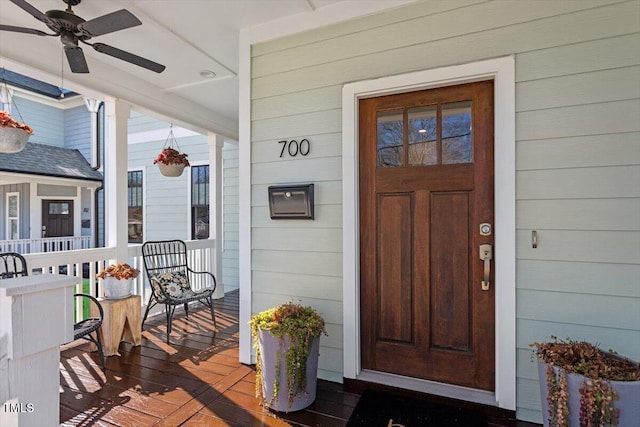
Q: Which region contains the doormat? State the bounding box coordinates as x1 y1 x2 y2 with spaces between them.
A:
346 389 487 427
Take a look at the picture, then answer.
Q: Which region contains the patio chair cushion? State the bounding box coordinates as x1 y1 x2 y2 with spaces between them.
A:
149 270 191 300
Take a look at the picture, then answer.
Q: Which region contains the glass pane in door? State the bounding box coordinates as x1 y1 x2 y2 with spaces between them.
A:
377 110 404 167
408 106 437 166
442 101 473 164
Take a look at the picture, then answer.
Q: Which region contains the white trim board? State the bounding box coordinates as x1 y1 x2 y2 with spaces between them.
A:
341 56 516 410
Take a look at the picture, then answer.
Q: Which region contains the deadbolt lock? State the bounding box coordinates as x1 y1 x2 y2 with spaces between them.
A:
480 223 492 236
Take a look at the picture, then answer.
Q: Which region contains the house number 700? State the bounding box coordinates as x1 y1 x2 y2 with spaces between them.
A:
279 139 310 158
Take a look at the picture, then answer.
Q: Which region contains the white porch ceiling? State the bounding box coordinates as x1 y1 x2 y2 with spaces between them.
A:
0 0 414 140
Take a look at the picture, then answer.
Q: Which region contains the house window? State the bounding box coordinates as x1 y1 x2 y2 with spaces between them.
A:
191 165 209 239
6 192 19 240
128 171 143 243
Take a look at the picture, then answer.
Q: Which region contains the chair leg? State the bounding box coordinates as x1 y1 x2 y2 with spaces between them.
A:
184 302 189 317
94 332 106 369
142 295 157 330
208 296 217 329
165 305 173 343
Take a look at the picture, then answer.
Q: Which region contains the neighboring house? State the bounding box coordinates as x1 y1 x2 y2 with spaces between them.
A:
0 142 102 249
240 1 640 425
0 74 101 252
0 73 240 292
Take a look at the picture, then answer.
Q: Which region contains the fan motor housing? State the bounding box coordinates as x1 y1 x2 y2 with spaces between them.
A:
45 9 86 33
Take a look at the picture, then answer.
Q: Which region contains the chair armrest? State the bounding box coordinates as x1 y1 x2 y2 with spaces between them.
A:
186 268 217 291
74 293 103 320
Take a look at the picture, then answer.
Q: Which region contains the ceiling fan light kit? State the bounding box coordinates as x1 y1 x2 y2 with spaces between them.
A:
0 0 166 74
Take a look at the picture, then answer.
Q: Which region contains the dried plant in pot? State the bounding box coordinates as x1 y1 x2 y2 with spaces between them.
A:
153 125 190 177
96 263 140 299
531 336 640 427
249 302 327 412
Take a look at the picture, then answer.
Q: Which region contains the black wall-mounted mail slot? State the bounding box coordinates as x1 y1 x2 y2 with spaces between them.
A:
268 184 314 219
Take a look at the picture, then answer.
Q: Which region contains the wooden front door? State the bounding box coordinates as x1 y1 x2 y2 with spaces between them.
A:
42 200 74 238
359 80 495 390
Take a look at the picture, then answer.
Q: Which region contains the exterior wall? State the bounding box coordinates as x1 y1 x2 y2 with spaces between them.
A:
64 105 92 161
249 0 640 423
127 113 241 296
12 96 64 147
223 143 239 292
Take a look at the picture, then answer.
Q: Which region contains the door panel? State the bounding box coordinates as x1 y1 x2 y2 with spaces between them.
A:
42 200 74 237
360 80 495 391
377 193 413 343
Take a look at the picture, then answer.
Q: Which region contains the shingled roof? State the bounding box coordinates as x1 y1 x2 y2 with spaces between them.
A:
0 142 103 181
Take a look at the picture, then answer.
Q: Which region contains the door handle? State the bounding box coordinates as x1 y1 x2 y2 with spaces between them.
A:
479 244 492 291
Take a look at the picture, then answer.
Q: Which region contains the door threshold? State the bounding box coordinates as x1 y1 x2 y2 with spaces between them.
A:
355 369 498 407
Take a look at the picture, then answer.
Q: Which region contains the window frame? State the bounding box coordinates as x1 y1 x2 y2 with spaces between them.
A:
190 164 210 240
6 192 19 240
127 169 144 244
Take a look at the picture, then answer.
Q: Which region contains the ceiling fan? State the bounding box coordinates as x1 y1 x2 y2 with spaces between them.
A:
0 0 165 73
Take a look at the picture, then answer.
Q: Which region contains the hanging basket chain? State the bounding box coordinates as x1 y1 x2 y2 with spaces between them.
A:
162 123 182 152
1 68 28 125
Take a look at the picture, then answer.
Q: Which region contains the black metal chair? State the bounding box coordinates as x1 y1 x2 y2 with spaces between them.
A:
71 293 106 369
0 253 105 368
0 252 29 278
141 240 217 343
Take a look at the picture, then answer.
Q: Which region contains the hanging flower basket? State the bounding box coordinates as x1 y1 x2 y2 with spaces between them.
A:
153 125 190 177
157 161 186 177
0 111 33 153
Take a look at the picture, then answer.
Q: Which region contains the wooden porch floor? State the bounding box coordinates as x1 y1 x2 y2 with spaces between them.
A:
60 290 359 426
60 290 540 427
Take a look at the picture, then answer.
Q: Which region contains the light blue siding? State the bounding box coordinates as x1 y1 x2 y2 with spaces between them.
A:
64 105 92 161
12 96 64 146
250 0 640 423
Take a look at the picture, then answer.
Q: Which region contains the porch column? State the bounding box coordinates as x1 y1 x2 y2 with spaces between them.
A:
104 99 130 262
208 133 224 298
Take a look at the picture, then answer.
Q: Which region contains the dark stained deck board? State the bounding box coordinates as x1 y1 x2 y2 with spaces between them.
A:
60 290 540 427
60 290 359 426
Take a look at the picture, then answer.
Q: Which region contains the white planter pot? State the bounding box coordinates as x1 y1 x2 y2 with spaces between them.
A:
258 329 320 412
103 277 132 299
538 361 640 427
0 127 29 153
157 163 186 177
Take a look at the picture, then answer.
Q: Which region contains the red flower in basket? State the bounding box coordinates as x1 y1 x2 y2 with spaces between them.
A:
0 111 34 135
153 148 190 166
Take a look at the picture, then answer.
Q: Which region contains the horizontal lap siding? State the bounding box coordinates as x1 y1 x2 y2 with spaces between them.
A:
64 106 91 161
13 97 64 146
250 0 640 422
128 115 209 241
223 144 240 292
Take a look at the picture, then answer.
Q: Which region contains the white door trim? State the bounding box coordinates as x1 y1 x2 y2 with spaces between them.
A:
342 56 516 410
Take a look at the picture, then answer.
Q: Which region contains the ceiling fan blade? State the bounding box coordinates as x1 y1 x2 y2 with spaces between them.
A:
65 46 89 73
10 0 53 26
77 9 141 37
92 43 165 73
0 24 51 36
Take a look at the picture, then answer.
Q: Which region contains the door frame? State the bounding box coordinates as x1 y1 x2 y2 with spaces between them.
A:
342 56 516 410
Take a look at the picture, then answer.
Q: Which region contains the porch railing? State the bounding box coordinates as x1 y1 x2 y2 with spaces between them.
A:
22 239 217 323
0 236 92 254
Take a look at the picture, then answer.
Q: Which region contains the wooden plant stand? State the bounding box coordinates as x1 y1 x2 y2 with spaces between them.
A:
91 294 141 356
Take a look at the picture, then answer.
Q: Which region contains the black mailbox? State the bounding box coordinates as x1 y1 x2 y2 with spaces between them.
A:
268 184 314 219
